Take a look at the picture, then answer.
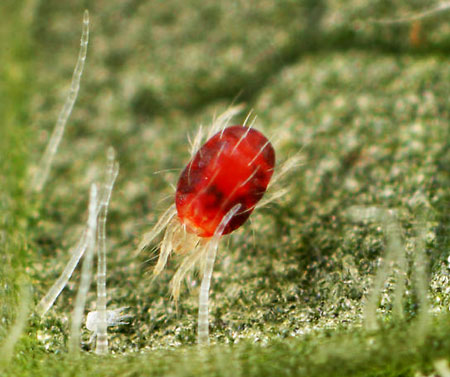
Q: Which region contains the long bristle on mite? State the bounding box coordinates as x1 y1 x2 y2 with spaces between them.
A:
137 204 177 254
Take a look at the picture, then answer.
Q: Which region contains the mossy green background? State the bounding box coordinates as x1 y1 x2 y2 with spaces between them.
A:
0 0 449 375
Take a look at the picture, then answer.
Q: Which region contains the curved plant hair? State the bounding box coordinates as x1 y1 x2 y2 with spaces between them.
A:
36 149 119 355
31 10 89 192
36 149 119 318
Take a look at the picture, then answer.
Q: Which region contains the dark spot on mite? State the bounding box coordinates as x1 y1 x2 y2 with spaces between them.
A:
203 185 225 211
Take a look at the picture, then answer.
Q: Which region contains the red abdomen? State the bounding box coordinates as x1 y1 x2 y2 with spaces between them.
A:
176 126 275 237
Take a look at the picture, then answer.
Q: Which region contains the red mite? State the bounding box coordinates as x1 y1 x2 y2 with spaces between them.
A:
176 125 275 237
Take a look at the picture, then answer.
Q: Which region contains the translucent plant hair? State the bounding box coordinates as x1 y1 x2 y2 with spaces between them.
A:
37 149 120 354
347 206 431 336
31 10 89 193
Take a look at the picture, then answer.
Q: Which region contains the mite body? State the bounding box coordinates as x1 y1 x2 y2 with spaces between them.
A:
138 109 285 343
138 111 278 302
176 125 275 237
